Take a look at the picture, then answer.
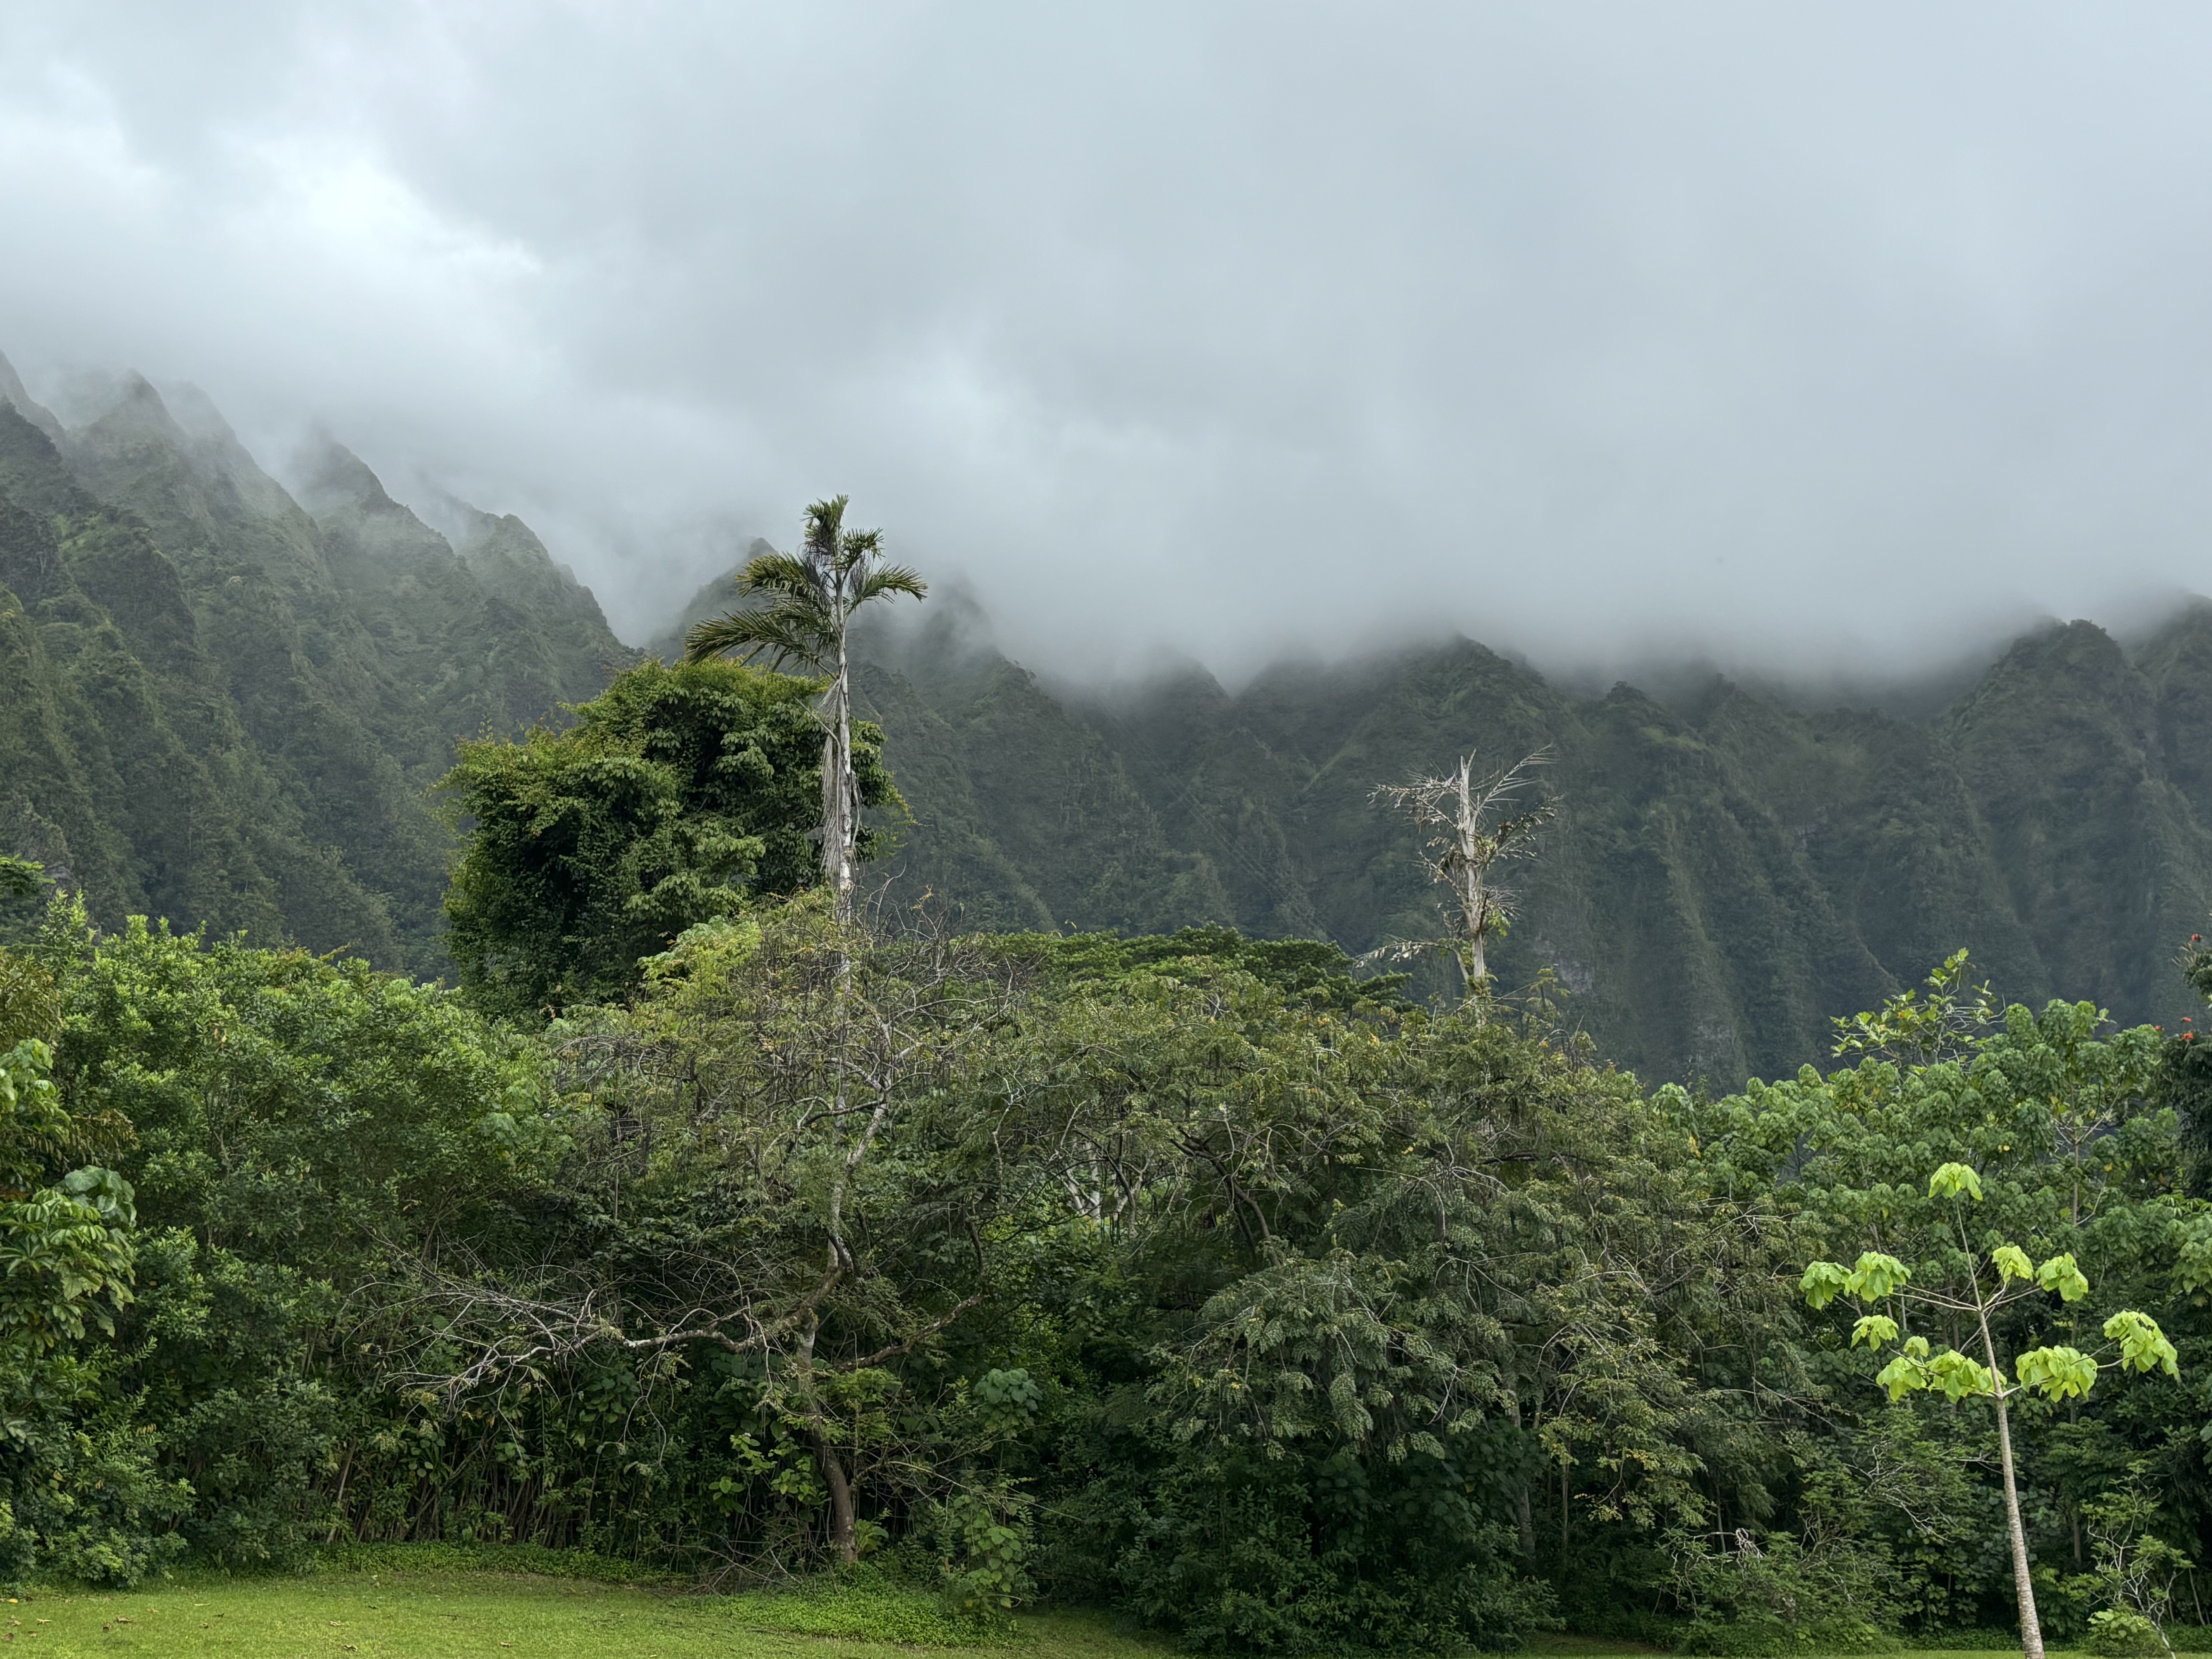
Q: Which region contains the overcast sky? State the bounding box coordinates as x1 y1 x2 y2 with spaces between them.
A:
3 3 2210 682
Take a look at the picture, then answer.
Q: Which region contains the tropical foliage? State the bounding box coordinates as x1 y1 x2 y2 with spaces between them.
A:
441 658 896 1019
4 868 2211 1657
18 368 2212 1656
684 495 926 922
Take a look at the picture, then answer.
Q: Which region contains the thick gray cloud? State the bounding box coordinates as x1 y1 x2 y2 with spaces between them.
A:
3 3 2210 680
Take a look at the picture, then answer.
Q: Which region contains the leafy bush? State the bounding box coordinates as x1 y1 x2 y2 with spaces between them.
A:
1111 1446 1550 1655
727 1565 1017 1647
1671 1532 1899 1657
1677 1614 1898 1656
2090 1610 2170 1657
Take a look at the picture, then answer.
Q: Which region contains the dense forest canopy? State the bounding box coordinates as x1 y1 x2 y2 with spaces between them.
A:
9 361 2212 1657
3 872 2211 1655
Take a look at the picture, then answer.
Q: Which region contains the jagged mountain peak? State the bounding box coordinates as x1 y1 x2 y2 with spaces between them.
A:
0 354 62 440
33 366 196 444
160 381 243 447
291 433 408 520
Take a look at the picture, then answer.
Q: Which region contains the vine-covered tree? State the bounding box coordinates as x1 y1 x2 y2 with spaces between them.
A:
442 658 898 1019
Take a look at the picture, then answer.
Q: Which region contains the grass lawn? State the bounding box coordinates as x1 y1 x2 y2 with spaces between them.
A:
0 1566 1175 1659
0 1565 2075 1659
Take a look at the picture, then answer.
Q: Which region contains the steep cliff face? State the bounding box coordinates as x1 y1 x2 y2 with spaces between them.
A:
837 605 2212 1082
13 348 2212 1081
0 362 630 975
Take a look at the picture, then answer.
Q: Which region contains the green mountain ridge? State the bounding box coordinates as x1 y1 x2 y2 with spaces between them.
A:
832 608 2212 1081
0 359 633 976
8 352 2210 1081
656 558 2212 1078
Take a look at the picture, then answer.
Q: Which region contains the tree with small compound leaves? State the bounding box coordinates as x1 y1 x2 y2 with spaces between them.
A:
1802 1161 2180 1659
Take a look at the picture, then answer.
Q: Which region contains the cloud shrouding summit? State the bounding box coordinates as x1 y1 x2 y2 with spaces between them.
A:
3 3 2210 677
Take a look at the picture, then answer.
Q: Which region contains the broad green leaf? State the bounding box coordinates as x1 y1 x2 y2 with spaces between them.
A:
1925 1348 1996 1401
1929 1162 1984 1202
1874 1353 1930 1402
2016 1344 2098 1401
1851 1314 1899 1350
1845 1251 1912 1300
1801 1260 1850 1310
2035 1252 2090 1302
1990 1244 2033 1283
2104 1310 2181 1379
2175 1214 2212 1295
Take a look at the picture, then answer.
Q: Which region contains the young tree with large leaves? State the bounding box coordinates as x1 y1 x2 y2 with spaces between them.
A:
1802 1161 2180 1659
1691 953 2200 1657
685 497 926 924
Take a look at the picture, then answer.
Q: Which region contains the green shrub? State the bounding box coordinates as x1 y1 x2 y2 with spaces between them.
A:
1676 1613 1897 1656
726 1567 1016 1647
2089 1610 2169 1657
316 1540 681 1585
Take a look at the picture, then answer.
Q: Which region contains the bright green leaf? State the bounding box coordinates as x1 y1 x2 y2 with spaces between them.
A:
1851 1314 1899 1350
2104 1310 2181 1379
2016 1345 2098 1401
1845 1251 1912 1301
1801 1260 1850 1310
1926 1348 1996 1401
1929 1162 1984 1202
2035 1252 2090 1303
1874 1353 1930 1402
1990 1244 2033 1283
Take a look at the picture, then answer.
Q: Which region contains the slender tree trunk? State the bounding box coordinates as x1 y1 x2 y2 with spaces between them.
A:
1979 1315 2046 1659
822 618 857 925
1560 1461 1571 1570
1505 1389 1537 1559
816 1427 859 1566
795 1308 859 1566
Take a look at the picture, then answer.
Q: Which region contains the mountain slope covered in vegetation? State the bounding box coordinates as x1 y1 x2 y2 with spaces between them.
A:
0 358 630 975
12 351 2212 1081
811 601 2212 1082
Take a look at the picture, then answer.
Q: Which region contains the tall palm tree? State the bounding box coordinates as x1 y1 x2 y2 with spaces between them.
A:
684 497 926 922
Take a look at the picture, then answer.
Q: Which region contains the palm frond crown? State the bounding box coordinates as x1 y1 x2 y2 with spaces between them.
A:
684 496 927 671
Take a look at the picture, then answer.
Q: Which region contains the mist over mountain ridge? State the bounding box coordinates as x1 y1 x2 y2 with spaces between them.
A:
651 556 2212 1081
7 356 2211 1082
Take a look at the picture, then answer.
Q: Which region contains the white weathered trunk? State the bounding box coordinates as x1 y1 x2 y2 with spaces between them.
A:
822 616 857 924
1453 756 1492 999
1979 1315 2045 1659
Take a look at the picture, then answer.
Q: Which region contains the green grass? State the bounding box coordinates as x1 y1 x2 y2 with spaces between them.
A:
0 1567 1170 1659
0 1564 2178 1659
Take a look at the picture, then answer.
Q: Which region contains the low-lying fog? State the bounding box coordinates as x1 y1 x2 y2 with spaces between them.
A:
5 5 2212 691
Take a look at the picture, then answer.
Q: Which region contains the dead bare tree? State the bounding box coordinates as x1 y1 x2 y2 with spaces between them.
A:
1369 748 1556 1001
